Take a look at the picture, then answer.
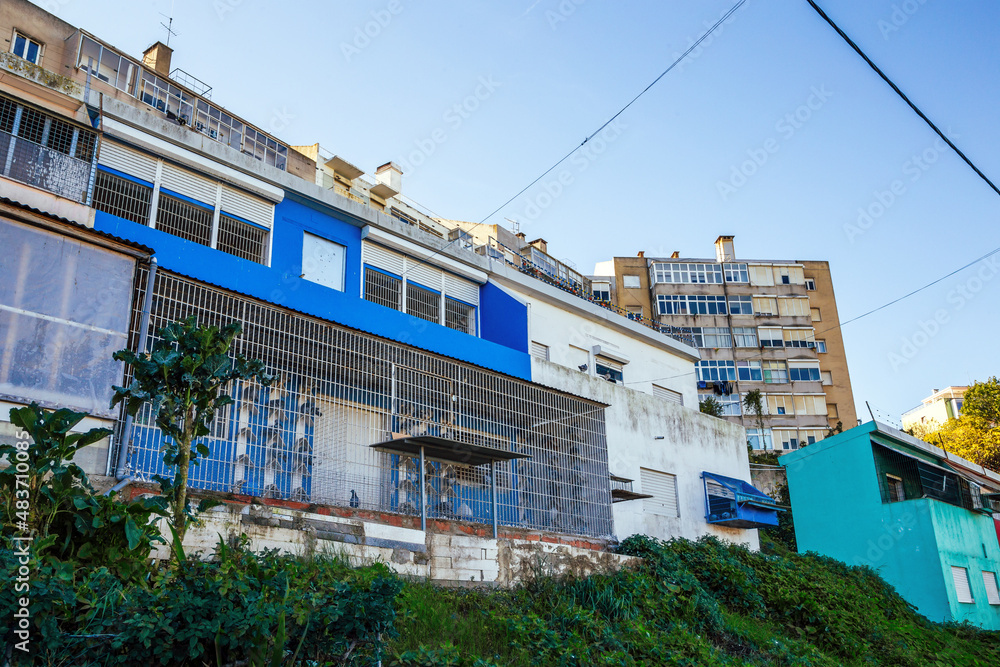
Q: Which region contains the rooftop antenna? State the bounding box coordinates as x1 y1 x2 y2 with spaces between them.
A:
159 2 178 47
504 217 520 235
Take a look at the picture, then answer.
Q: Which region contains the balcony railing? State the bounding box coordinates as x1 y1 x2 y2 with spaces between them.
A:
482 238 695 348
0 96 97 204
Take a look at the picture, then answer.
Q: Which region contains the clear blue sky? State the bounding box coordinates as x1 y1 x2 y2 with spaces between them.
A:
53 0 1000 423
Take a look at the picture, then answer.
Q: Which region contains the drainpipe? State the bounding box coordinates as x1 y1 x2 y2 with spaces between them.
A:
112 256 158 484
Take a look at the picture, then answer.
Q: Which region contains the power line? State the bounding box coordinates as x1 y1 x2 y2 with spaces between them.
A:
804 0 1000 197
400 0 748 278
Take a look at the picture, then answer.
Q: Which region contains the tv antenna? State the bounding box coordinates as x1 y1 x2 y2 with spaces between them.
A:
504 217 520 235
160 10 178 47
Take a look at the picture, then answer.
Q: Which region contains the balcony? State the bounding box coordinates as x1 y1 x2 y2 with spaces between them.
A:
480 238 696 348
0 95 97 204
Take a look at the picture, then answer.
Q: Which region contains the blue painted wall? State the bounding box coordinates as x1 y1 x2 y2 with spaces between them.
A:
781 423 1000 630
480 281 529 354
94 196 531 380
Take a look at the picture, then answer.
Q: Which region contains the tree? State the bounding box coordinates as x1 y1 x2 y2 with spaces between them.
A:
916 378 1000 472
700 396 725 418
112 317 273 544
743 389 766 442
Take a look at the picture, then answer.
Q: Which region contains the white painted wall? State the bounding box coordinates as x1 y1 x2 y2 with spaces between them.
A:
530 361 759 550
496 281 698 408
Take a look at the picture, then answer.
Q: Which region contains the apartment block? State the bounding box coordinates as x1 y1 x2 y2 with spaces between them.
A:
599 236 857 452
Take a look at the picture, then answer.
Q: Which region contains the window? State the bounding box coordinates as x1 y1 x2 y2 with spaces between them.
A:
773 429 799 450
783 328 816 348
793 395 826 415
747 428 773 450
155 192 213 246
815 339 828 353
656 295 727 316
623 275 641 288
652 384 683 405
640 468 678 517
767 395 794 416
983 572 1000 606
821 371 833 386
700 327 731 348
752 296 777 316
406 282 441 324
811 307 822 322
11 30 42 64
92 171 152 224
732 326 758 347
749 265 774 286
789 363 821 382
302 233 346 291
805 278 816 291
773 265 805 285
592 282 611 302
696 360 736 382
364 267 402 310
778 297 810 318
762 361 788 384
827 403 839 419
78 35 136 93
758 327 783 347
798 428 825 446
530 341 550 361
737 360 762 382
625 305 643 318
728 295 753 315
724 263 749 283
651 262 722 284
445 297 476 335
218 215 268 264
702 394 741 416
886 474 906 502
595 357 624 384
952 567 974 604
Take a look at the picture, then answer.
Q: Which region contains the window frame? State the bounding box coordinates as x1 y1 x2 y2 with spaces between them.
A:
728 295 753 315
11 30 43 65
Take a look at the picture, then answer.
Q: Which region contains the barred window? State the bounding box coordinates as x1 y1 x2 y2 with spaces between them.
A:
217 214 267 263
445 297 476 335
93 171 152 224
364 268 401 310
0 97 15 134
406 282 441 324
155 193 213 246
17 106 46 144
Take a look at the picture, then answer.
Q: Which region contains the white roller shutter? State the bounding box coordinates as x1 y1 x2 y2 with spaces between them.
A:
641 468 678 518
160 162 218 207
444 274 479 306
652 385 683 405
221 185 273 228
983 571 1000 605
98 141 157 184
406 260 442 292
362 241 405 276
952 566 974 603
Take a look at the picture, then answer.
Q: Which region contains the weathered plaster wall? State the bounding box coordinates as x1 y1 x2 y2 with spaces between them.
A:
146 493 636 587
529 360 759 549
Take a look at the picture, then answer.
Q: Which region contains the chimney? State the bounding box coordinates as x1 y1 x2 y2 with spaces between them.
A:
670 251 680 259
715 235 735 263
375 162 402 194
637 251 645 258
142 41 173 77
529 238 547 253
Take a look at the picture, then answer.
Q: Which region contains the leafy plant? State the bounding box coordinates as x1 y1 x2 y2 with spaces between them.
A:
699 396 725 418
112 317 274 543
743 389 766 445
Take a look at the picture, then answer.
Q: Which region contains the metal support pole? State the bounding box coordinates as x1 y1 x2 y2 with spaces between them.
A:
419 444 426 532
114 257 158 479
490 460 498 540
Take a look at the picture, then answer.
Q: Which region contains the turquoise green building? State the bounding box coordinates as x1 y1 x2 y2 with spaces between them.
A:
780 422 1000 629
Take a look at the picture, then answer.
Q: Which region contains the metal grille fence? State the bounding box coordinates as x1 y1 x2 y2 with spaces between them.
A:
364 268 402 310
114 270 613 538
406 282 440 324
93 171 153 224
0 94 98 204
155 193 213 246
217 214 266 263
